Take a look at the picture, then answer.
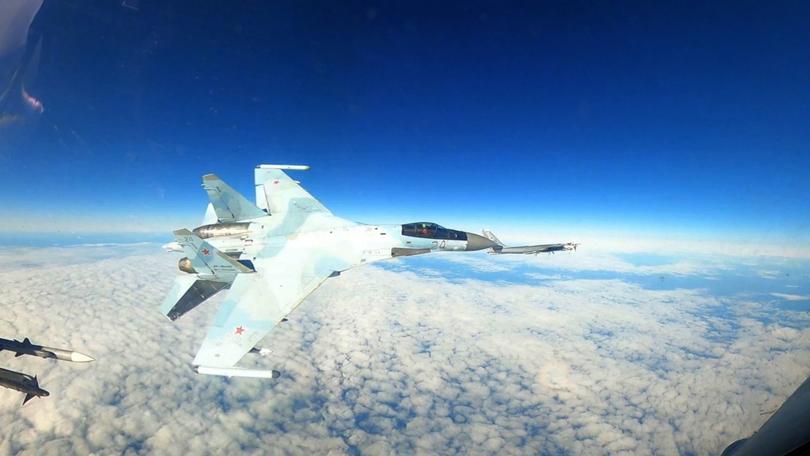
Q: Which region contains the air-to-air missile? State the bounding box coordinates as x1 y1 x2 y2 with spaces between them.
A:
193 366 281 379
0 367 49 405
0 337 94 363
0 337 94 405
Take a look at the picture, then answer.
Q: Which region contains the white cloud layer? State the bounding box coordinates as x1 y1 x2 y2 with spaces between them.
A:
440 249 722 277
0 245 807 455
771 292 810 302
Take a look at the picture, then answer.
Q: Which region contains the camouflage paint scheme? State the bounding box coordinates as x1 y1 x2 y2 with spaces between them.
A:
161 165 497 375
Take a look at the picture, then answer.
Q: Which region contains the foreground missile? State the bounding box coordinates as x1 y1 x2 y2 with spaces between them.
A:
0 367 49 405
0 337 94 363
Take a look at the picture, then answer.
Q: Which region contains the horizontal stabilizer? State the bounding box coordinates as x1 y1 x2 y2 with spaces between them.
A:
202 174 266 222
173 229 254 281
160 276 229 320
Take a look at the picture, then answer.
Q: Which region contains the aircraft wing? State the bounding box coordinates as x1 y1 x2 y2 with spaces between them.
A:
254 165 331 215
192 243 341 370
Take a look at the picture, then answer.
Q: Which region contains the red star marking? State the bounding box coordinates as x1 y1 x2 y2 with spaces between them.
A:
201 248 210 255
235 326 245 335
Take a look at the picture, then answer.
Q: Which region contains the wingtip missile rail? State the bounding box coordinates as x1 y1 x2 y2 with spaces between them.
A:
193 365 280 379
256 164 310 170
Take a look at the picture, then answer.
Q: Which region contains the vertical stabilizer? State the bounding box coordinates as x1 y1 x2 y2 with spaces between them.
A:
254 164 331 215
482 229 505 253
201 203 218 226
202 174 266 222
482 229 504 246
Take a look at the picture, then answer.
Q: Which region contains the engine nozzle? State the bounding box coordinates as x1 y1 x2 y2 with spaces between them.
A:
178 257 197 274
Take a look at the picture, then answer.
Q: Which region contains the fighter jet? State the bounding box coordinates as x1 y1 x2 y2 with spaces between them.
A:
0 367 48 405
0 337 93 405
161 164 501 378
481 229 579 255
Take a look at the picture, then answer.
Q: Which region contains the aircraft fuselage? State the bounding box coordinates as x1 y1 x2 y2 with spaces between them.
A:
165 217 496 276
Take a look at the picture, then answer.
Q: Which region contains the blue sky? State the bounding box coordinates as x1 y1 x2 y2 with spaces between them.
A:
1 1 808 245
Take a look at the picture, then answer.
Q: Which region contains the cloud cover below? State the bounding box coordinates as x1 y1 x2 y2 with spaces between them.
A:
0 245 807 455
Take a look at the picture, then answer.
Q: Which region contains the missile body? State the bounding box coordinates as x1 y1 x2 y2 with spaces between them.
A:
0 337 94 363
0 367 49 405
194 365 280 379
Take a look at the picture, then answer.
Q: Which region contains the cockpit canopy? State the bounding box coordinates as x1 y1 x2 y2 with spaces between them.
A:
401 222 468 241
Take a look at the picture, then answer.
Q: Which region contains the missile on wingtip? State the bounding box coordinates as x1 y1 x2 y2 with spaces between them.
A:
256 164 310 171
194 365 280 379
0 337 94 363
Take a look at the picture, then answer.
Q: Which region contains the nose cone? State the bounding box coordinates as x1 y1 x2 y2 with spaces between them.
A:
465 233 498 251
70 351 95 363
